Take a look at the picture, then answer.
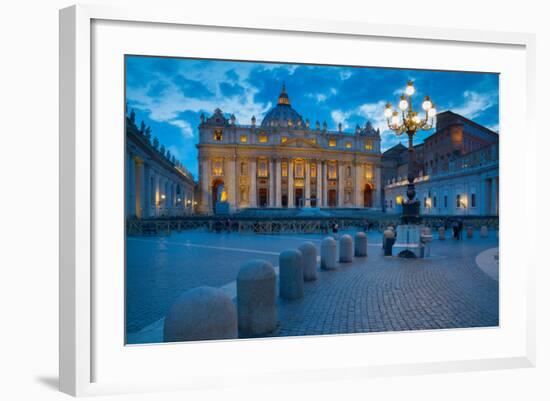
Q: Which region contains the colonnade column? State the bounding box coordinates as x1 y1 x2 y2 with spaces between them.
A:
316 160 322 207
250 159 257 207
136 160 145 218
142 164 151 218
338 163 345 207
128 155 137 216
288 159 294 208
322 161 328 207
305 160 311 207
275 158 282 207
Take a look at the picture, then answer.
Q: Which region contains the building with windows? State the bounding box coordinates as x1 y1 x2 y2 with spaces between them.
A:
383 111 499 216
126 110 195 218
196 86 383 213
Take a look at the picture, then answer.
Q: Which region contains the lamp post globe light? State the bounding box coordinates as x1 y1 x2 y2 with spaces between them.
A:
384 80 436 224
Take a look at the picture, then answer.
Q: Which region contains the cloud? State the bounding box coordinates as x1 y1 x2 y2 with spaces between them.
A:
168 119 194 139
451 90 497 120
339 70 352 80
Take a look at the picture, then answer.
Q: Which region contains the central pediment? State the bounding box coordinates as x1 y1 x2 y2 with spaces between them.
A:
280 137 322 150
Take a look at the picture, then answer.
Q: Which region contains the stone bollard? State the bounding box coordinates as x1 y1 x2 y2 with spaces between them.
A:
298 242 318 281
480 226 489 238
383 228 395 256
164 286 237 342
354 232 368 257
236 259 277 337
279 249 304 300
438 226 446 240
466 226 474 239
339 234 353 263
321 237 337 270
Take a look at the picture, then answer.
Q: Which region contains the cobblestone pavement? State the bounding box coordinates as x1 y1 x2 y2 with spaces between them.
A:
273 238 499 337
126 229 498 343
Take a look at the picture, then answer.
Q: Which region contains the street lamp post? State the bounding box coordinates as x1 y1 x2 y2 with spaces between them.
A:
384 80 437 224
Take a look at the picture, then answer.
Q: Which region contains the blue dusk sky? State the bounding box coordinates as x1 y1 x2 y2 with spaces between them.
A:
125 56 499 178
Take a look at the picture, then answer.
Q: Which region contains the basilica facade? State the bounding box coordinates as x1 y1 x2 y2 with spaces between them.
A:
196 86 383 214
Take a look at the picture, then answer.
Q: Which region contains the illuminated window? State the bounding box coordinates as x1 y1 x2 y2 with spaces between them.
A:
309 138 316 145
329 138 337 147
257 159 268 177
212 159 223 176
259 134 268 143
365 140 373 150
281 136 287 144
281 161 288 177
213 129 223 141
345 142 352 149
310 163 317 178
240 135 247 143
364 164 373 181
328 161 337 179
396 195 403 205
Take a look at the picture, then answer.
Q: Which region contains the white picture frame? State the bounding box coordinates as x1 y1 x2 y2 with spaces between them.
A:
59 4 536 397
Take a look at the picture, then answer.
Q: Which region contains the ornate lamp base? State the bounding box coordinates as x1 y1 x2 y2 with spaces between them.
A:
401 200 421 225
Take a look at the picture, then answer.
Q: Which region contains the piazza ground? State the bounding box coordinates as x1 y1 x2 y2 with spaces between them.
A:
126 229 499 344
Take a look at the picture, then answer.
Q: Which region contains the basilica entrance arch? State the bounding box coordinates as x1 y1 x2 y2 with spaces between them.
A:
211 179 224 211
364 184 373 207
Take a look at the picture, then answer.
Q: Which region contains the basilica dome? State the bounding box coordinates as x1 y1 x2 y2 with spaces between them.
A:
261 85 304 128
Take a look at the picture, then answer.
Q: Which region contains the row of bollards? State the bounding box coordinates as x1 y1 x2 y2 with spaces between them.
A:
163 232 369 342
437 225 490 240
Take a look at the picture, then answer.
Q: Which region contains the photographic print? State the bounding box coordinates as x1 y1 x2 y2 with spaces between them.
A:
125 56 499 344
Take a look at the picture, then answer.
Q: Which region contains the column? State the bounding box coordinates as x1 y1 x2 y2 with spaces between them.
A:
128 155 137 216
490 178 497 215
305 160 311 207
316 160 322 207
142 164 151 218
275 158 282 207
270 158 276 207
374 165 382 208
354 162 361 207
226 156 237 211
250 159 257 207
154 173 161 216
288 159 294 208
480 178 487 215
199 158 210 213
338 162 345 207
136 160 145 218
322 161 328 207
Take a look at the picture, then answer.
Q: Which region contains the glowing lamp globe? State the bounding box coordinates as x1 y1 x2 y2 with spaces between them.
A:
422 96 432 111
384 104 393 118
398 96 408 111
405 80 415 96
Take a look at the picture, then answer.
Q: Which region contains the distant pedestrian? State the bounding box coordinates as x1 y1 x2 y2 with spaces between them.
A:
457 220 464 240
332 222 339 240
451 221 458 240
